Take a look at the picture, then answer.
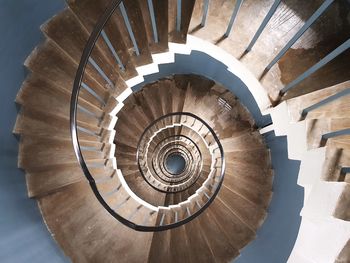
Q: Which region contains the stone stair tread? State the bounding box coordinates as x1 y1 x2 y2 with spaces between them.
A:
38 180 154 262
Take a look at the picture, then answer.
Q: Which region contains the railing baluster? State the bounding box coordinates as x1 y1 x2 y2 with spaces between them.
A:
129 205 142 220
100 30 125 71
77 126 99 137
301 88 350 120
114 196 130 210
175 211 178 223
77 104 101 120
281 38 350 94
224 0 244 37
176 0 182 32
147 0 159 43
159 213 166 226
341 167 350 173
245 0 282 52
88 57 114 88
80 146 102 152
119 2 140 56
265 0 335 72
186 207 191 217
103 188 119 198
322 128 350 141
201 0 210 27
81 82 106 106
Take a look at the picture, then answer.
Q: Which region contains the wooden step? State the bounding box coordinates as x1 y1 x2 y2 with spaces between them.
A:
218 185 267 231
197 209 240 262
66 0 138 79
168 0 196 43
38 180 154 262
107 0 153 66
307 118 350 150
223 171 273 209
25 40 108 108
138 0 169 54
125 172 166 207
225 158 274 187
147 213 172 262
221 131 266 152
26 163 113 198
42 8 126 94
168 224 193 263
16 74 103 121
182 217 216 262
209 197 256 250
18 136 105 170
286 81 350 122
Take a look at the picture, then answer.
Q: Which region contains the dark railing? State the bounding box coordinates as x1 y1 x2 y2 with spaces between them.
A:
70 0 225 231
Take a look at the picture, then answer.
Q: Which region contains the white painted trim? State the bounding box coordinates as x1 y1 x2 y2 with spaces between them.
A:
186 35 272 112
259 124 274 134
116 87 132 103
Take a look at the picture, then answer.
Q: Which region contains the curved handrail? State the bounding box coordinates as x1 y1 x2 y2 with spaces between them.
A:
70 0 225 231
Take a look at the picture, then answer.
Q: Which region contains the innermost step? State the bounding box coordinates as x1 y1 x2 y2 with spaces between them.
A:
165 153 186 176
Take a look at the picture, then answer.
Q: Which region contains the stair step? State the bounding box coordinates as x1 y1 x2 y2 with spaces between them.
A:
38 180 153 262
41 8 126 94
209 197 256 250
25 40 108 108
168 0 196 44
218 186 267 232
197 209 240 262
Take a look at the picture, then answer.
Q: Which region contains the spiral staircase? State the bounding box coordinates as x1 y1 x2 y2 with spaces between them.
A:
11 0 350 262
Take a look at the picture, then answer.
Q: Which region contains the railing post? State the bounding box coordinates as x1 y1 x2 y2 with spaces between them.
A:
265 0 335 72
201 0 210 27
147 0 159 43
281 38 350 94
245 0 282 52
224 0 243 37
119 2 140 56
176 0 182 32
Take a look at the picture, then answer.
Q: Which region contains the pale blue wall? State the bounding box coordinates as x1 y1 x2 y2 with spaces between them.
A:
0 1 68 262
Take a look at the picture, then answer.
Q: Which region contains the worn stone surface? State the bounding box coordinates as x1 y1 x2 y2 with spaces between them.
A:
38 181 154 263
189 0 350 101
